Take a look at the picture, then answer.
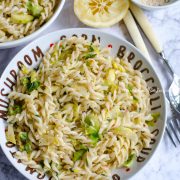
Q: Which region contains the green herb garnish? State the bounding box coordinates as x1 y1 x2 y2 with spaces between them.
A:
19 132 28 142
84 114 100 145
8 105 22 115
123 154 136 168
127 85 133 94
73 149 87 162
146 112 160 127
27 1 43 18
146 121 155 127
22 77 40 92
127 85 138 102
84 53 96 59
152 112 160 120
27 80 40 92
24 142 32 153
89 44 94 52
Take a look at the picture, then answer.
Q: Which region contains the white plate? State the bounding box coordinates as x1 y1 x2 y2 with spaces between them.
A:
132 0 180 10
0 28 166 180
0 0 65 49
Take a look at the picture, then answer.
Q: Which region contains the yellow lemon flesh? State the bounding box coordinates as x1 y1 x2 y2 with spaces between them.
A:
74 0 129 28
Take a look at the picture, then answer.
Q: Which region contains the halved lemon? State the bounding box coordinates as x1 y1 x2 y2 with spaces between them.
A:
74 0 129 28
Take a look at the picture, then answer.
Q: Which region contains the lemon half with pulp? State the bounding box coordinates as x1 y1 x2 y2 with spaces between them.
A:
74 0 129 28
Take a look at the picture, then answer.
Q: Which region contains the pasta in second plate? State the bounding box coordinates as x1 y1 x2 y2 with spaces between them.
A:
6 37 159 179
0 0 58 42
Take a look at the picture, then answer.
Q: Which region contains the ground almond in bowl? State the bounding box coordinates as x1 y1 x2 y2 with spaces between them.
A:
141 0 170 6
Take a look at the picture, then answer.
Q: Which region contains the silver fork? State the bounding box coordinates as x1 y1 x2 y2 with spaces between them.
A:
161 53 180 147
166 105 180 147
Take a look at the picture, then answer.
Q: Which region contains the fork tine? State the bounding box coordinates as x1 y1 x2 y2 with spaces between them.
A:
169 120 180 144
170 104 180 131
166 126 177 147
174 119 180 132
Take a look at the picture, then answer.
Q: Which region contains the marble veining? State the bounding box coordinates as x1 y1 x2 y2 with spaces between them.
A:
0 1 180 180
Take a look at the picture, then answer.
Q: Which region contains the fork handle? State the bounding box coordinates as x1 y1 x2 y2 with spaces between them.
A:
130 3 175 76
123 10 151 61
130 3 163 53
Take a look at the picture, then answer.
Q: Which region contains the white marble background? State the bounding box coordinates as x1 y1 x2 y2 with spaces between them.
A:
0 0 180 180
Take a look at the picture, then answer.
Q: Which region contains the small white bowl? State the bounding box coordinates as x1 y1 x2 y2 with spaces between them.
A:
0 0 65 49
131 0 180 10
